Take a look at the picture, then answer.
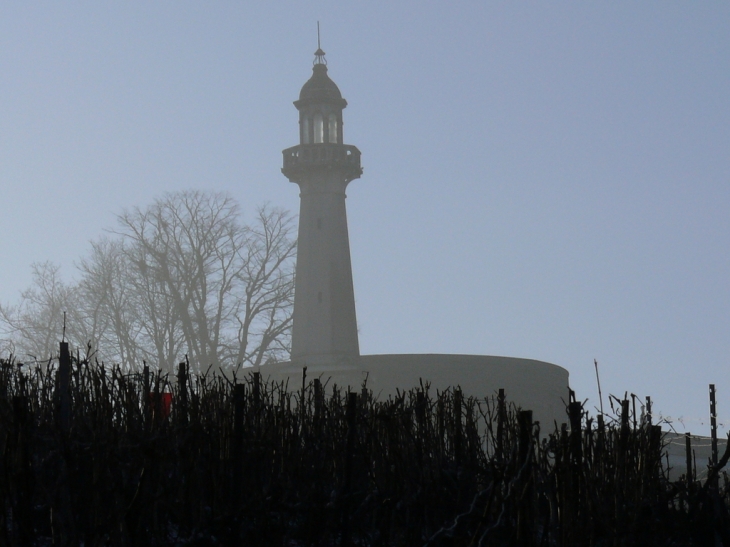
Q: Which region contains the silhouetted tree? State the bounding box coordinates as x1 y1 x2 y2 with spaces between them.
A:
0 191 296 371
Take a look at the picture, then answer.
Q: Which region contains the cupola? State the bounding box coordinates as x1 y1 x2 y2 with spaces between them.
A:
294 48 346 145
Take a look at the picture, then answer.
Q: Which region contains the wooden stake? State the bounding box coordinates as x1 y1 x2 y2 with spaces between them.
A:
57 341 71 433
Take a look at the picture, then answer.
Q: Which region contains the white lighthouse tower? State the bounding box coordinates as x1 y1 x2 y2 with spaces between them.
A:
281 45 362 369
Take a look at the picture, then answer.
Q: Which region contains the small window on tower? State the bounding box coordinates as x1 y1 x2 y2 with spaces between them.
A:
318 291 323 303
314 114 324 143
317 218 322 229
302 117 310 144
328 113 338 143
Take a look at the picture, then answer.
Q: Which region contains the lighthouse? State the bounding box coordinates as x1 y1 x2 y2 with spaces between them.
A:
282 45 362 368
268 45 570 430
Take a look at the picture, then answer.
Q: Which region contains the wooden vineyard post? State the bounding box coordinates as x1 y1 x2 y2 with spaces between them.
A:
178 362 188 426
710 384 718 489
300 366 307 425
569 399 583 537
496 388 505 464
516 410 533 547
646 396 652 426
632 394 638 431
416 390 426 449
12 396 33 547
437 396 445 459
57 341 71 432
313 378 322 428
143 364 151 429
453 388 463 465
685 432 693 490
341 391 358 547
53 347 78 547
620 398 630 455
596 413 605 487
518 409 533 467
233 384 245 506
360 375 369 406
151 371 160 427
253 371 261 413
615 398 630 544
710 384 718 464
650 424 662 477
569 401 583 463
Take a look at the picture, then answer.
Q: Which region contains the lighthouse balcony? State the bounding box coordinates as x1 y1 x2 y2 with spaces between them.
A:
282 144 362 181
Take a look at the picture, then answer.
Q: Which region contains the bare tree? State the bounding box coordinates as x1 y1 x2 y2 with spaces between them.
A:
0 191 297 371
75 238 148 368
224 206 296 367
0 262 80 363
115 191 296 371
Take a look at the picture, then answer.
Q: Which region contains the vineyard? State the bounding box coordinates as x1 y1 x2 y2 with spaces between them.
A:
0 342 728 546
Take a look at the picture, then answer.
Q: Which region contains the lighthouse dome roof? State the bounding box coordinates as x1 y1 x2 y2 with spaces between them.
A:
295 46 349 110
299 63 343 102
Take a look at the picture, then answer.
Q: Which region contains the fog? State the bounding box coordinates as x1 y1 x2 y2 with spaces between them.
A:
0 3 728 435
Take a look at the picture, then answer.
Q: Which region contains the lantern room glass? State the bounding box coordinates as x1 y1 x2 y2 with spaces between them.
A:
301 117 310 144
314 114 324 143
328 113 338 143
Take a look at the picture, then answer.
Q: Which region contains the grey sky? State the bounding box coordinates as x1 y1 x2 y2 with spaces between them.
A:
1 3 728 435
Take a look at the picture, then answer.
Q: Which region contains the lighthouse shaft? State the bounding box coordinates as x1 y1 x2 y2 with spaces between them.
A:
290 170 359 363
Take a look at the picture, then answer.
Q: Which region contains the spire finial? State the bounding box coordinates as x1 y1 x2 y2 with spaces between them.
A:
314 21 327 65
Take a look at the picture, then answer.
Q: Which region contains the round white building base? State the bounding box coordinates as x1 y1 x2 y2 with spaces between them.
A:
261 353 570 431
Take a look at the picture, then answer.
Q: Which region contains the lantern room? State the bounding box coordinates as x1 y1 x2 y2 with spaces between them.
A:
294 48 347 146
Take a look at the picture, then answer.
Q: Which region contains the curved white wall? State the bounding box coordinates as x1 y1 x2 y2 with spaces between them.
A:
261 353 570 430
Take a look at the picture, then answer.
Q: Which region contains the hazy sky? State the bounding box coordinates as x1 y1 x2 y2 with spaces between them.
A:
1 3 728 435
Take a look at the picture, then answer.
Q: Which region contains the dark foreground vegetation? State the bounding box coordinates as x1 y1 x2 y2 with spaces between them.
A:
1 345 728 546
